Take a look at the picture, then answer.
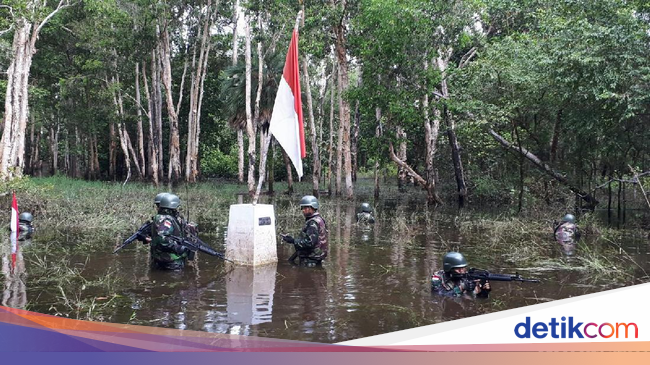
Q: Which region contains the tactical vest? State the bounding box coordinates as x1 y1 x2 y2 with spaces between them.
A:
150 213 186 267
305 214 328 260
555 222 577 243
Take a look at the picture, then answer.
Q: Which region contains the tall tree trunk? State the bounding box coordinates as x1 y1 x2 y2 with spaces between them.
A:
334 23 353 198
154 50 164 180
185 3 215 183
233 0 245 184
238 130 245 183
351 69 362 183
374 107 382 199
302 55 320 197
109 121 116 180
135 63 146 174
396 126 408 192
64 129 70 175
245 18 256 194
423 81 442 204
159 24 183 182
283 150 294 194
27 115 35 175
1 23 32 179
142 60 159 186
0 2 72 179
72 126 80 178
437 51 466 207
328 65 336 196
550 109 562 164
49 124 59 175
488 128 599 208
255 13 264 181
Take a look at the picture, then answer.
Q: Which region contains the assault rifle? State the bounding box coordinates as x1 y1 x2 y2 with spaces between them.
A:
451 268 540 284
168 235 232 263
113 221 152 254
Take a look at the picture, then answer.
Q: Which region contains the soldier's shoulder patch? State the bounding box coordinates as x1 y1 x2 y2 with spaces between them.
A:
163 220 172 228
431 274 442 287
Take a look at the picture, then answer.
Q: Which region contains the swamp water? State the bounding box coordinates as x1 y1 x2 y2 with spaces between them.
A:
1 193 648 343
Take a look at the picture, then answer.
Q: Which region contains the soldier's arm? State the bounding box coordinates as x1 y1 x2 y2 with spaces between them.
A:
294 221 319 249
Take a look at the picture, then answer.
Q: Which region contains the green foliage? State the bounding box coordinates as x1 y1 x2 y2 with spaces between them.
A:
200 146 239 178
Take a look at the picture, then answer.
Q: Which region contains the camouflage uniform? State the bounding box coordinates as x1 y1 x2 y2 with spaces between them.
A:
18 222 34 241
294 213 328 266
431 270 489 298
356 212 375 224
150 211 189 270
554 222 580 244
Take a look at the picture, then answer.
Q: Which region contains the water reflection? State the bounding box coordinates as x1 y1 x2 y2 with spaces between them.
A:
2 233 27 308
225 263 276 325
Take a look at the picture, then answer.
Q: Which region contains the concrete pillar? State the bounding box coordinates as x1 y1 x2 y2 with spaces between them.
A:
225 204 278 266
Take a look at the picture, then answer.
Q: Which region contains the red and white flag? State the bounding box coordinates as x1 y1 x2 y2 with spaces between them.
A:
268 29 306 179
10 192 19 233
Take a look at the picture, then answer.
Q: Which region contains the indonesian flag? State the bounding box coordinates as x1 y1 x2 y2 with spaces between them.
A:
268 29 306 179
10 192 18 269
10 192 18 233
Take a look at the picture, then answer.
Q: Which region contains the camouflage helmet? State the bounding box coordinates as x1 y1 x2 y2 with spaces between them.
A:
443 252 468 273
159 194 181 210
562 214 576 224
299 195 319 210
154 192 170 206
19 212 33 223
360 202 372 213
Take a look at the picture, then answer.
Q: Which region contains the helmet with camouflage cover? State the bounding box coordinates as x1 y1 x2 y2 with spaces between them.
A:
159 194 181 210
562 214 576 224
299 195 319 210
19 212 33 223
360 203 372 213
443 252 468 273
154 192 171 206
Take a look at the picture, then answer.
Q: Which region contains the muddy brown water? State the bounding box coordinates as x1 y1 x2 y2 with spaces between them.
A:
2 196 649 343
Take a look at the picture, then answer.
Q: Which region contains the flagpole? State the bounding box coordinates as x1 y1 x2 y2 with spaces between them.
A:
253 10 303 205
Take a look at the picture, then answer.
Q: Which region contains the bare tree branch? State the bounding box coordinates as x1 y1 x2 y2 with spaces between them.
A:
34 1 77 40
459 47 477 69
0 25 13 37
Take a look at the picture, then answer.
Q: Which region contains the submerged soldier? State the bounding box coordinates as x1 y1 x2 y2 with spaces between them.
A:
356 203 375 224
149 194 192 270
281 195 328 267
431 252 490 298
18 213 34 241
554 214 581 244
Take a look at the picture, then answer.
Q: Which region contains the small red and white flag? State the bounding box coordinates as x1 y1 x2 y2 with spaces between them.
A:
10 192 19 233
268 29 306 179
10 192 19 269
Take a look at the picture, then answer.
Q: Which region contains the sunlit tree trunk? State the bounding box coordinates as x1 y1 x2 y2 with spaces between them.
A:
159 24 183 182
232 0 245 184
0 2 72 180
185 2 216 183
328 62 336 195
334 22 353 198
135 63 146 174
142 60 159 186
437 48 467 207
49 124 59 175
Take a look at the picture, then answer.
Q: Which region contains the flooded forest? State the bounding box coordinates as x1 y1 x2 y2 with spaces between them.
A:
1 0 650 343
